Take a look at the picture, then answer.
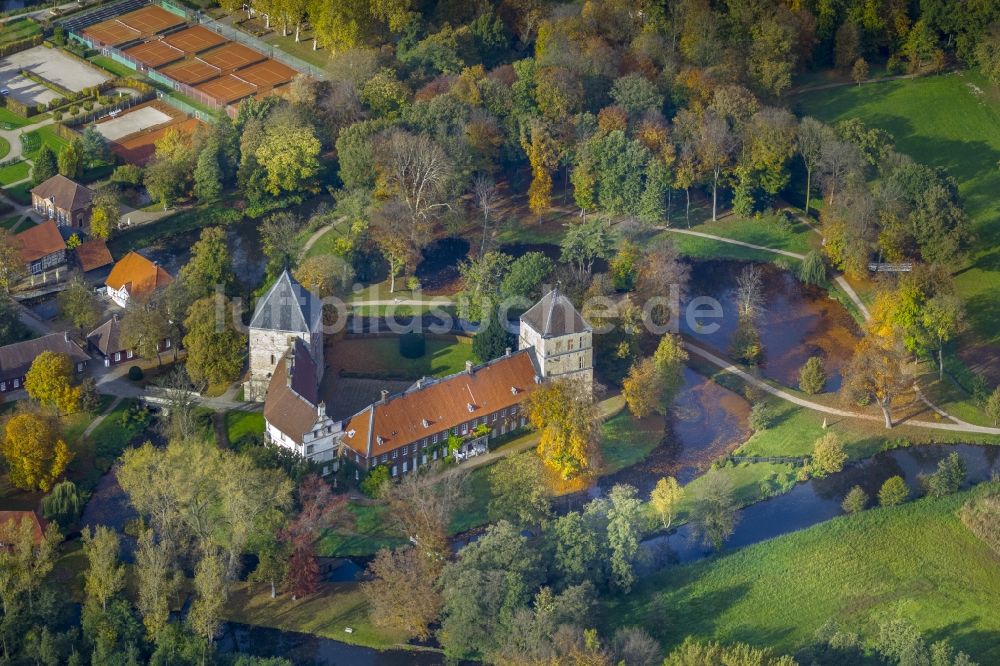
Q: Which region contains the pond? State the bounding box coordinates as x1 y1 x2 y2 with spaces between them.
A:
639 444 1000 569
681 260 861 391
217 623 446 665
415 237 469 294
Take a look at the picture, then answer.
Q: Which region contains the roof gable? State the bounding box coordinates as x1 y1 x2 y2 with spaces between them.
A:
250 270 320 333
262 339 322 443
87 316 121 356
0 333 90 381
30 174 93 212
341 350 539 458
76 238 113 272
106 251 173 299
520 288 590 338
16 220 66 263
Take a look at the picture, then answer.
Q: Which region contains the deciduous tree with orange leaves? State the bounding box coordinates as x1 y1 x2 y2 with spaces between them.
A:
525 380 600 479
2 412 72 491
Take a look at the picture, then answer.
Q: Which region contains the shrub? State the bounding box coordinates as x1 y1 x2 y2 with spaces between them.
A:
748 401 773 432
812 432 847 475
798 356 826 394
127 365 143 381
923 452 966 498
399 331 426 359
52 111 62 121
878 475 909 507
799 250 826 285
960 490 1000 555
842 485 868 514
82 101 93 111
361 464 390 498
69 105 79 115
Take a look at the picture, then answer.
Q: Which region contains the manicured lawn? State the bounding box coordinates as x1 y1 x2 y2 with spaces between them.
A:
225 410 265 444
0 18 40 46
683 212 818 257
316 501 407 557
603 485 1000 663
88 54 139 79
798 70 1000 344
334 336 477 381
668 230 799 264
0 214 22 230
223 580 419 650
0 160 30 185
0 107 32 128
600 411 664 475
20 125 69 161
83 398 145 472
0 136 10 160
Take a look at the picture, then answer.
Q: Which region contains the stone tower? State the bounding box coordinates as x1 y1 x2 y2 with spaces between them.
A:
245 269 323 402
518 287 593 395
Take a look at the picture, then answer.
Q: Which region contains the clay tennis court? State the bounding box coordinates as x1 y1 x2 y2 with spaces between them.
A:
233 59 297 88
123 39 183 68
116 5 185 36
82 19 141 47
198 42 264 71
162 59 220 85
195 74 256 104
111 117 202 165
162 25 226 54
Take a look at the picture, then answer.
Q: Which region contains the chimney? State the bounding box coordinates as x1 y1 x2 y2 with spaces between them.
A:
380 389 389 403
505 347 511 357
466 360 474 375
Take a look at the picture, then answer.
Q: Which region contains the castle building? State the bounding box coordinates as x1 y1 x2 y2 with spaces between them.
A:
259 287 594 475
518 287 594 395
246 270 323 402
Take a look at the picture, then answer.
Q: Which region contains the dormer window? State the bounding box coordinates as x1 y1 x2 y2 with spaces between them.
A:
377 436 384 446
422 419 430 428
347 429 356 438
467 403 474 412
510 386 518 395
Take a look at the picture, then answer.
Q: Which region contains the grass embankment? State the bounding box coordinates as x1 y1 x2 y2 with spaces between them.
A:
0 107 32 128
602 484 1000 663
224 410 265 444
0 159 30 185
223 580 418 650
88 54 139 79
798 70 1000 346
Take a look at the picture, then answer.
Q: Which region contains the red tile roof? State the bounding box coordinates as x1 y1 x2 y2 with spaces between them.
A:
106 251 173 300
341 350 539 459
16 220 65 263
263 339 322 444
76 238 113 272
0 511 47 546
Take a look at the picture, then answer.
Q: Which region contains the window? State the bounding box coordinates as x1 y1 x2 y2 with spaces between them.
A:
114 352 121 362
126 350 133 359
306 444 314 454
392 449 398 459
381 454 388 463
461 423 468 435
421 438 428 449
391 465 398 477
511 406 519 415
402 446 408 455
432 433 439 444
568 338 574 350
355 453 360 463
270 354 275 365
13 379 19 388
0 382 5 391
492 412 498 422
578 356 584 369
501 408 507 418
165 339 171 348
402 461 408 473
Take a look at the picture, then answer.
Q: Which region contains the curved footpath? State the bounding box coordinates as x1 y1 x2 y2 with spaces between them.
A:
685 341 1000 436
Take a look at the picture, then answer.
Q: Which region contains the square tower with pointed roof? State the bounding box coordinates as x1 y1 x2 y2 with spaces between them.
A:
245 270 323 402
518 288 593 395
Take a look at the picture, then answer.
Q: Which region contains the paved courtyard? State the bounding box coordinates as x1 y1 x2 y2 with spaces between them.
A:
0 46 109 98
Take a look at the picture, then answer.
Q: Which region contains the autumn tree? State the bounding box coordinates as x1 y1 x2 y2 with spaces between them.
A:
384 465 466 570
812 432 847 475
57 139 83 179
878 475 909 507
363 546 442 640
282 475 351 598
0 229 26 293
623 334 689 420
255 117 322 195
57 275 100 336
524 119 559 216
25 351 82 415
797 117 833 218
0 513 61 615
650 476 684 530
488 453 551 526
88 188 120 240
526 380 600 479
689 469 738 550
82 525 125 612
2 412 72 492
840 333 910 429
120 299 170 366
842 486 869 514
134 528 180 640
694 109 739 221
188 552 228 653
183 295 247 390
178 226 233 300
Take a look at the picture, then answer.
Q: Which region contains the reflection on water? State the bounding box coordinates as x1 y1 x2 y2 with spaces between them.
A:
682 261 861 391
218 623 445 665
641 444 1000 568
